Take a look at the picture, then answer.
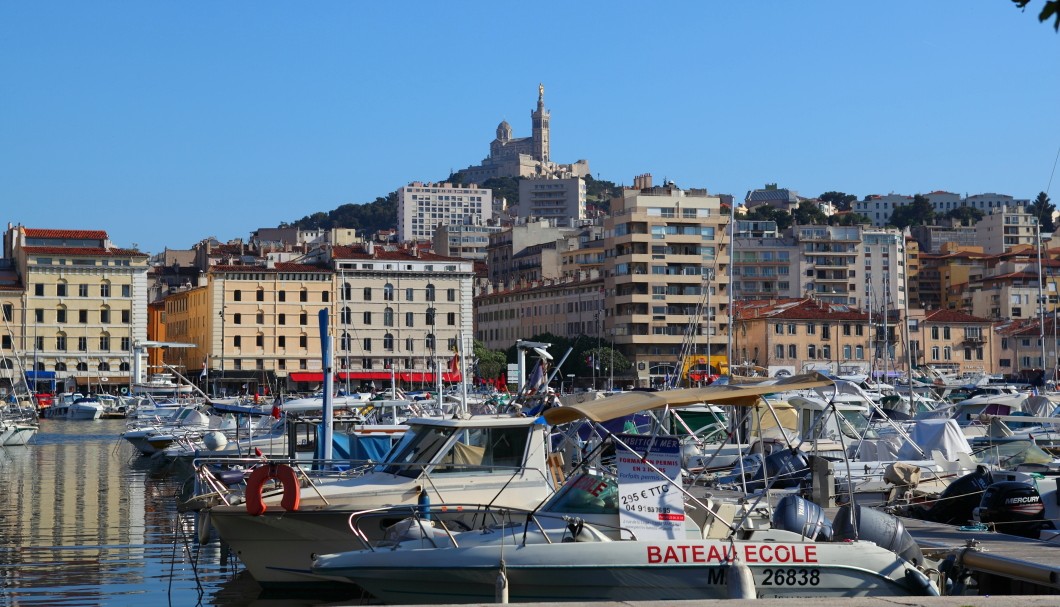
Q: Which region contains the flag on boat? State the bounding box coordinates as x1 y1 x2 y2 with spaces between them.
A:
271 395 282 420
527 360 547 394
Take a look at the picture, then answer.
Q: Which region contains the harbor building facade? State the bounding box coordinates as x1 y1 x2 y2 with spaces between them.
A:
1 226 149 394
603 181 730 387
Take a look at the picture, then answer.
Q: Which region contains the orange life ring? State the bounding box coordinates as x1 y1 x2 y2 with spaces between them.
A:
244 463 301 516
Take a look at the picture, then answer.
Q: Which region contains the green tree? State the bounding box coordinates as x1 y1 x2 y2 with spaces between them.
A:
943 205 985 226
473 340 508 383
289 193 398 236
1012 0 1060 31
584 174 621 214
584 346 632 385
744 204 793 230
818 191 858 212
792 200 829 225
1027 191 1057 232
888 194 935 229
828 212 872 226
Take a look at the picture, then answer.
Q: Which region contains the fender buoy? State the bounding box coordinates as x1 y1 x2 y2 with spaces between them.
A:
245 463 301 516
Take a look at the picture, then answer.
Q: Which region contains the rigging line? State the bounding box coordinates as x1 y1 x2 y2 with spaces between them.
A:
1047 145 1060 196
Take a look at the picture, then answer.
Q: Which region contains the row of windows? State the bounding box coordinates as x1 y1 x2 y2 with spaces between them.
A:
773 323 865 337
34 257 132 267
228 332 459 352
343 284 456 302
33 283 130 297
17 361 131 372
33 335 130 352
773 344 866 360
35 308 130 324
232 289 327 303
225 308 456 328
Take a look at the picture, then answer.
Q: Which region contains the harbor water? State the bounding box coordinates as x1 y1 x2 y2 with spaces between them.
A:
0 418 360 606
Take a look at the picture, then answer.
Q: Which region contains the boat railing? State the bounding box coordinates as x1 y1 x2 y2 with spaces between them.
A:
343 504 638 551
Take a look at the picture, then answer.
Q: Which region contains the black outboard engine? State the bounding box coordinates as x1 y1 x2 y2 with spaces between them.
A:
909 465 992 525
975 480 1055 539
833 503 923 566
745 448 810 492
772 495 833 540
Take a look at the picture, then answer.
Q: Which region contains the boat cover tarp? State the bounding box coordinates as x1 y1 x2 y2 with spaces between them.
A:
543 373 833 425
315 428 393 462
897 419 971 461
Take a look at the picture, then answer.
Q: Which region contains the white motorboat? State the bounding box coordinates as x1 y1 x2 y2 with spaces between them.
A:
312 433 936 602
3 419 38 445
202 414 558 587
66 397 104 420
132 373 195 398
121 405 215 455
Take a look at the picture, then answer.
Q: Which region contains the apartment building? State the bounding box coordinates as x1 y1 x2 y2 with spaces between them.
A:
862 229 907 311
604 182 729 387
733 298 871 377
514 177 586 227
910 309 996 376
977 205 1037 255
329 244 474 387
432 223 504 261
3 226 149 394
795 225 865 306
475 275 605 351
396 181 493 243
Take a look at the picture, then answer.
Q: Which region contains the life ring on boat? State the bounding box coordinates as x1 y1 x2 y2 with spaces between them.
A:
244 463 301 516
120 387 128 395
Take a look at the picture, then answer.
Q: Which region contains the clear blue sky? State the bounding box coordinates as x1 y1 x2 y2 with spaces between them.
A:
2 2 1058 254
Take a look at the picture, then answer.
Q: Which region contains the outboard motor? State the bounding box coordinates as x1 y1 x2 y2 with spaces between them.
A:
909 465 992 525
772 495 833 540
974 480 1055 539
716 453 764 486
833 503 923 566
746 448 810 492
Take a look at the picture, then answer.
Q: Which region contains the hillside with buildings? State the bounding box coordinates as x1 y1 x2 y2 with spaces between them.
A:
0 85 1056 398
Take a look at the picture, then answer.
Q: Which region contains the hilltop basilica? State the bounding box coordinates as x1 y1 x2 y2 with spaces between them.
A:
460 84 590 182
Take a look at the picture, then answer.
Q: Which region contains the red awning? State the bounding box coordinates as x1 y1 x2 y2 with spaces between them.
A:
288 371 462 383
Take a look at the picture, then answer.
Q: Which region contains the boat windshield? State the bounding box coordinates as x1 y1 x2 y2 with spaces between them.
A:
974 440 1055 468
840 410 873 439
380 425 455 478
541 472 619 515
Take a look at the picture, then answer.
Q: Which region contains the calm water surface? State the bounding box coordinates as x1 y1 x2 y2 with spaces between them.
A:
0 419 359 607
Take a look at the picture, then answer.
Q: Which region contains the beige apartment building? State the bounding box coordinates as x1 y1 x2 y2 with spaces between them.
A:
734 298 872 377
162 242 475 393
604 179 730 387
1 226 149 394
475 275 605 351
328 244 475 388
909 309 996 376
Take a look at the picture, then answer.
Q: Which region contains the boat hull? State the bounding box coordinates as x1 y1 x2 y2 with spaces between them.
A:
314 540 932 603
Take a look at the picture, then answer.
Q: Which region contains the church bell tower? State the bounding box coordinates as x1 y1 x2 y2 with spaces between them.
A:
531 83 550 163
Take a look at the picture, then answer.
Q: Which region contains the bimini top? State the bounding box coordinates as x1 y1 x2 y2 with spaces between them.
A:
543 372 834 425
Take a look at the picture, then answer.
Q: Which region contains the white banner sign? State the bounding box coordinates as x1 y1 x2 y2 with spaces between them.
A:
615 433 685 540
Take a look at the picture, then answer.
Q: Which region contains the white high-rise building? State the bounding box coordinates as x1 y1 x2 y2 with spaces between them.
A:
397 182 493 243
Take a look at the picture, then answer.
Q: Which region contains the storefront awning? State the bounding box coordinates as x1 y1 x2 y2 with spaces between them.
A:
288 371 462 383
24 371 56 379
